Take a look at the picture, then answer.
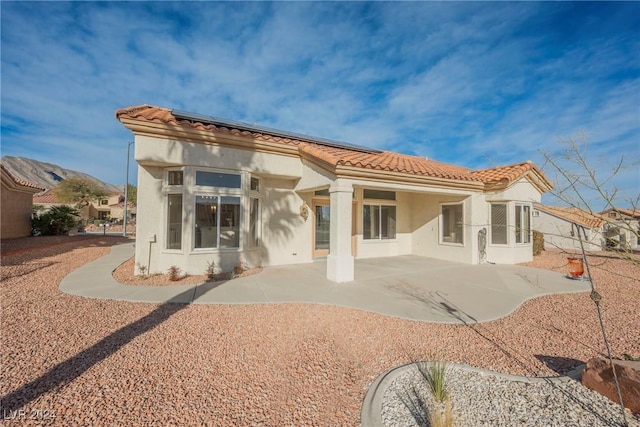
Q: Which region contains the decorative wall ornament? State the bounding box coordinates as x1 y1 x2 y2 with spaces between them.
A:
300 202 309 222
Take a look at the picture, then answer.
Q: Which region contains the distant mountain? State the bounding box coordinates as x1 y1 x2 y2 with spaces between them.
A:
1 156 122 193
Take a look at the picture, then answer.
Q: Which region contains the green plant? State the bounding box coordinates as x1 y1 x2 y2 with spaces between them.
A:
167 265 181 281
417 360 449 403
32 205 79 236
623 353 640 361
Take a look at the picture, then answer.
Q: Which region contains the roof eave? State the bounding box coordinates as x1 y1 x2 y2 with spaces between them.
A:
118 118 300 159
335 165 485 191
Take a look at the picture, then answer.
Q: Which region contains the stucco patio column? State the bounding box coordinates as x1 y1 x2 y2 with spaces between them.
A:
327 181 354 282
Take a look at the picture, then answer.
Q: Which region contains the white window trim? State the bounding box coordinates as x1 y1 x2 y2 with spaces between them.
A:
439 202 465 246
489 202 509 246
362 201 398 241
164 192 184 253
515 203 532 245
248 196 262 249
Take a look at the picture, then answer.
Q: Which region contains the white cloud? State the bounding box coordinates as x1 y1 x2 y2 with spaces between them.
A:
1 1 638 205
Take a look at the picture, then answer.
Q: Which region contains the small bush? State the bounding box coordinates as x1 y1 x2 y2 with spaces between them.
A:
167 265 182 281
533 230 544 256
32 205 79 236
136 262 148 276
231 259 248 279
417 360 449 403
205 260 222 280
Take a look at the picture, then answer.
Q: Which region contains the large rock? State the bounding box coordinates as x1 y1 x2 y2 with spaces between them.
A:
581 357 640 414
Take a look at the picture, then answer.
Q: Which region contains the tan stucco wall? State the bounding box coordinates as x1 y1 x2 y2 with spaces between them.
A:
133 135 312 275
1 184 34 238
410 193 479 263
132 134 545 274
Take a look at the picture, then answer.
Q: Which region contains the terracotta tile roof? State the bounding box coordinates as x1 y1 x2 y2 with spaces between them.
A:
472 161 553 192
116 105 301 147
472 161 535 183
116 104 552 190
1 165 46 191
298 143 479 181
33 189 60 204
534 204 604 229
599 208 640 219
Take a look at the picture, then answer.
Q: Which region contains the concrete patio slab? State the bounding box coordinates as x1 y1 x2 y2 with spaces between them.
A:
60 242 591 323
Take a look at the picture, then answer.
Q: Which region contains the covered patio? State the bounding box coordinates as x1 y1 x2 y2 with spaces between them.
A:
61 243 591 323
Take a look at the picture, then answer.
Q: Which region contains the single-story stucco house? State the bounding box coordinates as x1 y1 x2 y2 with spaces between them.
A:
1 165 45 239
599 208 639 250
532 204 604 252
115 105 554 282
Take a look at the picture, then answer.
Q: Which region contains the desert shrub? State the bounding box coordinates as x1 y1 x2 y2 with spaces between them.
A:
167 265 182 281
533 230 545 255
136 262 148 276
205 260 222 280
231 259 248 279
32 205 79 236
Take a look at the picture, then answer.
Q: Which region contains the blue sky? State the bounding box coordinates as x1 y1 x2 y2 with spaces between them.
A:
1 2 638 209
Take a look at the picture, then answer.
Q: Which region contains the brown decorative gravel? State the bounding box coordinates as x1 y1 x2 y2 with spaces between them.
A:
1 240 639 426
112 256 263 286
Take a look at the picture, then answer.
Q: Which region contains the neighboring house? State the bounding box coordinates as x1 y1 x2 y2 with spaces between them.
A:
33 190 131 222
532 204 604 251
599 208 640 250
116 105 554 282
1 165 45 238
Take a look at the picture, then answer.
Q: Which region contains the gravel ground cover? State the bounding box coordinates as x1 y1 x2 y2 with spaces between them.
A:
382 363 639 426
112 256 263 286
1 240 639 426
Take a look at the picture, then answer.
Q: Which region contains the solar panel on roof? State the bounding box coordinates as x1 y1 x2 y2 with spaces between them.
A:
171 109 381 154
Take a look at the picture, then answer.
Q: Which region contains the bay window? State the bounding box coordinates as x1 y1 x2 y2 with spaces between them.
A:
166 194 183 250
249 197 261 247
491 203 508 245
515 204 531 244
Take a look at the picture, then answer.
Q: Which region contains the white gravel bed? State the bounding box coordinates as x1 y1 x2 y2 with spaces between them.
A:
382 363 640 427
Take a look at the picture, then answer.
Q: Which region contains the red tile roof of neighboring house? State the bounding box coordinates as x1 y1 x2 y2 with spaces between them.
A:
1 165 46 191
534 204 604 229
116 105 553 191
32 189 60 204
599 208 640 219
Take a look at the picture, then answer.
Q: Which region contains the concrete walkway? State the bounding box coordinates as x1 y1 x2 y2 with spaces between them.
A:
60 243 591 323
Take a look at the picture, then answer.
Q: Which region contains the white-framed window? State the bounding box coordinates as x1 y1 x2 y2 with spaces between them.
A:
441 203 464 244
164 168 185 250
249 197 261 247
167 170 184 186
248 176 261 248
250 177 260 192
363 205 396 240
515 204 531 244
491 203 508 245
193 170 242 250
363 190 396 240
166 193 183 250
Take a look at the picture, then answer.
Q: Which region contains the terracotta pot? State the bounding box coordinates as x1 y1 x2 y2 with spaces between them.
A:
567 257 584 277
